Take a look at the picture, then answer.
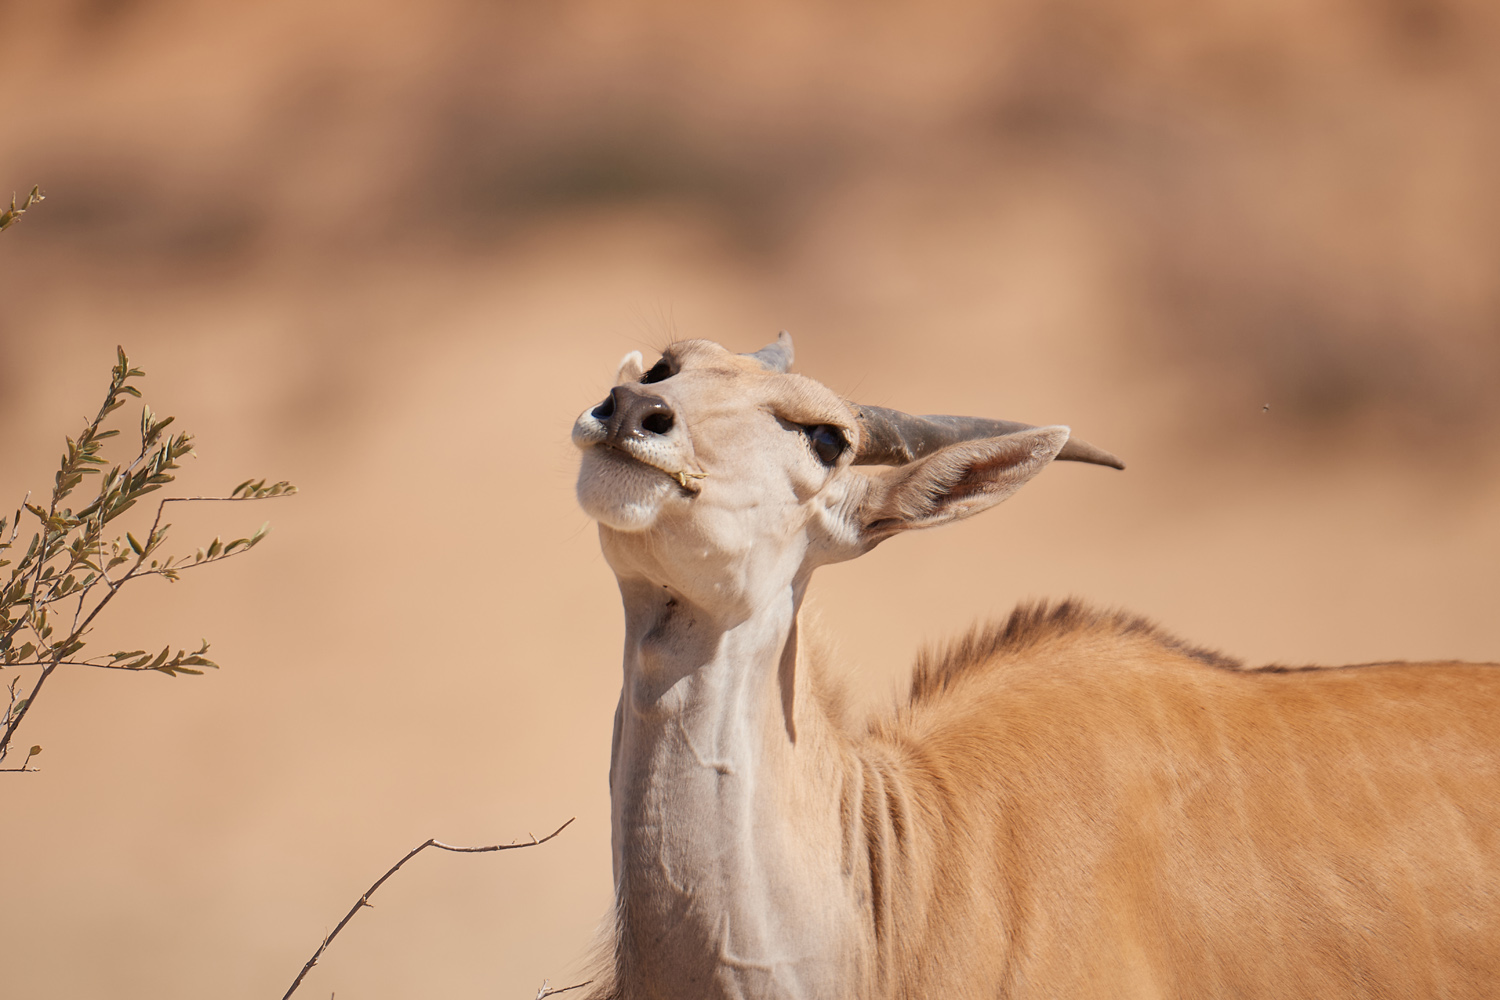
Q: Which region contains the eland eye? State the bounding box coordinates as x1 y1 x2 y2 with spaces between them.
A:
641 359 673 384
806 424 846 465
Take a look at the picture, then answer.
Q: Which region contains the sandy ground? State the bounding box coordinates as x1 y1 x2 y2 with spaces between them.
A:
1 2 1497 997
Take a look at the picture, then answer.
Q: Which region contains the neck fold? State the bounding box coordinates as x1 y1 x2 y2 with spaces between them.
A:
606 578 865 999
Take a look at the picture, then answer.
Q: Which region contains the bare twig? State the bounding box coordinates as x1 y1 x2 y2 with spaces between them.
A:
280 818 577 1000
537 979 594 998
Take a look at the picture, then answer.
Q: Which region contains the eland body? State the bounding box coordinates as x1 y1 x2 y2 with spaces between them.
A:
571 334 1500 1000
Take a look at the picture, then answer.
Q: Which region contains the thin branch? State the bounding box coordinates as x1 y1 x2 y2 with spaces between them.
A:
161 494 296 504
59 491 292 630
2 351 141 656
5 481 63 652
537 979 594 998
0 661 59 765
11 659 203 672
281 818 577 1000
115 491 290 586
1 348 296 768
0 744 41 772
0 490 289 759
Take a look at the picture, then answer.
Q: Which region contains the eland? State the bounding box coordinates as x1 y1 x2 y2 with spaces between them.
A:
571 333 1500 1000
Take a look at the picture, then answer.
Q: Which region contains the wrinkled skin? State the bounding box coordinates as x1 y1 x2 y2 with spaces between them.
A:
573 337 1068 1000
573 335 1500 1000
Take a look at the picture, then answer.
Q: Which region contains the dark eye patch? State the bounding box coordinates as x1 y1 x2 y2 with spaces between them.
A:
640 359 673 384
806 424 847 465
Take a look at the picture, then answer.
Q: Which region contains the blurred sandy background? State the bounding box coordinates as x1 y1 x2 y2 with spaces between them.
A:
2 0 1498 996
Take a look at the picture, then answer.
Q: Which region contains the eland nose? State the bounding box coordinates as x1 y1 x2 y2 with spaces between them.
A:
593 386 676 442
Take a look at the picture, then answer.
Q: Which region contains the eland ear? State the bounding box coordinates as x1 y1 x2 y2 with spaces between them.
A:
743 331 794 372
615 351 645 385
859 426 1069 540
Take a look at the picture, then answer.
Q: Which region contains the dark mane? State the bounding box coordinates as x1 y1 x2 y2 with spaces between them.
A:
908 599 1242 706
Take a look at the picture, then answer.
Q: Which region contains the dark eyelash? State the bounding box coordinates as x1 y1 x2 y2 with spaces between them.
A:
640 360 673 384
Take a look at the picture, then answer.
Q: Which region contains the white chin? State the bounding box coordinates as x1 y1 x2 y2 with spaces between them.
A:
576 448 673 532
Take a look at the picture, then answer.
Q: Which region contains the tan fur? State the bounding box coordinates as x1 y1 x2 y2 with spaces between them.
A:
573 339 1500 1000
851 600 1500 997
587 603 1500 999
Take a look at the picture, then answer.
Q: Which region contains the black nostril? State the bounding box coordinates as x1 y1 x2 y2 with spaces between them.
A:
601 387 675 442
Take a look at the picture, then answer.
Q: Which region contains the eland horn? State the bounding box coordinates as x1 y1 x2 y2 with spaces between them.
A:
744 331 794 373
851 404 1125 469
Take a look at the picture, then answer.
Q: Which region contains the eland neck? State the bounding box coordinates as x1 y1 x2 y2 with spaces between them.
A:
607 573 866 1000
